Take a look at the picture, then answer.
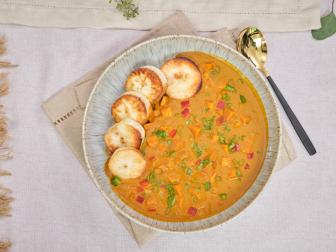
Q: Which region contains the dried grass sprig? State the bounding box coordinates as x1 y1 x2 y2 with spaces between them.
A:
0 185 13 217
0 61 18 68
0 35 12 250
0 36 6 56
0 239 11 252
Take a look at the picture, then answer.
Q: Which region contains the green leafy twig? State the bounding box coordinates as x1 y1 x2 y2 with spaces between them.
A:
109 0 139 20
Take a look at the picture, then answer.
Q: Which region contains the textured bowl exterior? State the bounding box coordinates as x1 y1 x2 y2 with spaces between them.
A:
82 35 281 232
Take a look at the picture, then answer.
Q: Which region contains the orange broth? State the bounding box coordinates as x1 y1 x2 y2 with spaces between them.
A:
107 51 268 221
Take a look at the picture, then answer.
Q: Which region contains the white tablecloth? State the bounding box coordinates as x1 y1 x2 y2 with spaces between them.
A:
1 3 336 252
0 0 321 31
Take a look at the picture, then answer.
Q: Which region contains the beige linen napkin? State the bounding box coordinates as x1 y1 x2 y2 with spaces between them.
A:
0 0 321 32
42 12 296 247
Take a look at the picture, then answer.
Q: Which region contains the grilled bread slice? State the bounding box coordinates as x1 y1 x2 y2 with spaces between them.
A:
161 57 202 99
125 66 167 103
111 91 151 125
104 118 145 153
108 147 146 179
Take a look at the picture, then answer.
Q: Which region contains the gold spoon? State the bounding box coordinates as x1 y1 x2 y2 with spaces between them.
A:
237 27 316 155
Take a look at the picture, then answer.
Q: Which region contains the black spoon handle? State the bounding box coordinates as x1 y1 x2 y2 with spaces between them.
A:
267 76 316 156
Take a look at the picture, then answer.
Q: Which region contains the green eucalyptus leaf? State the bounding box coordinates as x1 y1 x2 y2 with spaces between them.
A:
312 11 336 40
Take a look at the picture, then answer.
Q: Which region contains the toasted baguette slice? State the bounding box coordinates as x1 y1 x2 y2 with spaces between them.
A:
108 147 146 179
125 66 167 103
104 118 145 153
111 91 151 125
121 118 145 140
161 57 202 99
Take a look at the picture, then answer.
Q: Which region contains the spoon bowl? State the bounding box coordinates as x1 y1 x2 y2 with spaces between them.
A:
237 27 268 75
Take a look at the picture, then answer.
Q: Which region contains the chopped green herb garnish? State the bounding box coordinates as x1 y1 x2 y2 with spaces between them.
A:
228 136 237 152
166 184 176 208
240 95 247 103
147 171 156 184
111 176 121 186
110 0 139 20
154 129 167 139
167 194 176 208
201 159 211 166
185 167 193 176
219 193 228 200
197 158 211 170
185 119 193 125
224 124 231 132
218 133 226 144
167 139 172 146
167 149 175 156
192 143 203 157
236 169 242 177
166 184 175 193
165 149 176 157
228 142 235 150
203 181 211 191
222 93 231 101
202 116 215 130
224 83 236 92
238 135 246 141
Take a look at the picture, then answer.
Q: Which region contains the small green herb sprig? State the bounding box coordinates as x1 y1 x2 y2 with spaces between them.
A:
109 0 139 20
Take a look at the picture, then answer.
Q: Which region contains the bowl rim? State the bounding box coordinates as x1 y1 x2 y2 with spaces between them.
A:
82 34 282 233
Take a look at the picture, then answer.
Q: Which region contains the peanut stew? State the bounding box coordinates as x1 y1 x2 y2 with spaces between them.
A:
106 52 268 222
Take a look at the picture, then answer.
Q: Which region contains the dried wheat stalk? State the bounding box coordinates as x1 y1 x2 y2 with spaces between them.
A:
0 36 6 56
0 170 10 176
0 73 9 97
0 61 18 68
0 239 11 252
0 35 12 251
0 186 12 216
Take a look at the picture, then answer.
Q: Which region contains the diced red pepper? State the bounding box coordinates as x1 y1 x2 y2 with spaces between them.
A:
195 159 201 165
148 155 156 161
169 129 177 138
216 100 225 109
136 187 144 193
148 208 156 212
247 152 254 159
181 100 190 108
234 144 240 152
181 108 190 117
140 179 149 187
244 163 250 170
136 195 144 204
216 116 225 125
187 207 197 216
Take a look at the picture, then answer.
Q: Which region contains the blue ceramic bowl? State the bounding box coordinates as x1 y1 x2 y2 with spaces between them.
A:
82 35 281 232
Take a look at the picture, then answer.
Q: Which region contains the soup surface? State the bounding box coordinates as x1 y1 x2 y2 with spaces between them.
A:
107 52 268 222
